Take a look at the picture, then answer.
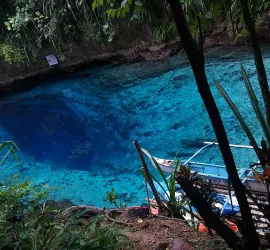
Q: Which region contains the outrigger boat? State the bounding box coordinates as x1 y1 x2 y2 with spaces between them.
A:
142 141 267 194
142 141 269 233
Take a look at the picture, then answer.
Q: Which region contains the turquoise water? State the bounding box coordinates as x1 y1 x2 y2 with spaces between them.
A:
0 46 268 207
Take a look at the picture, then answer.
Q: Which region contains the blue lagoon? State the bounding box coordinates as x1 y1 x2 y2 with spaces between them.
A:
0 46 268 207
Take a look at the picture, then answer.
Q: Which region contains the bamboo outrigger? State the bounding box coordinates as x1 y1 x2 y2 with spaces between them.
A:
142 141 269 234
142 141 267 194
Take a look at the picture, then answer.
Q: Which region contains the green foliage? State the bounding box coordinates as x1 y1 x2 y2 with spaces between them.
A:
234 29 249 43
0 177 133 249
105 188 126 209
102 23 115 42
92 0 141 19
214 65 270 148
0 142 132 249
0 0 108 63
241 65 270 146
214 78 258 148
1 0 270 63
0 176 54 249
0 140 22 165
153 23 177 42
142 153 197 219
0 43 27 63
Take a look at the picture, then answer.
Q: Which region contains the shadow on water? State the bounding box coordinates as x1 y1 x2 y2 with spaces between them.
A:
0 95 127 171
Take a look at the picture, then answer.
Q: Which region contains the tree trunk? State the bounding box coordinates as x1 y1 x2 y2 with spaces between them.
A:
227 0 236 37
239 0 270 125
167 0 260 249
196 15 203 52
176 175 241 249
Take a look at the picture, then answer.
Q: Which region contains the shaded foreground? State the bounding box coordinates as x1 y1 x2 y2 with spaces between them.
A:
56 204 229 250
119 209 227 250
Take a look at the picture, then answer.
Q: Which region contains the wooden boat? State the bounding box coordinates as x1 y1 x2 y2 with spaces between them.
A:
142 141 268 195
143 142 270 233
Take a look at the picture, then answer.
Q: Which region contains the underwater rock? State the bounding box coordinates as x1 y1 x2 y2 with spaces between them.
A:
137 100 148 108
179 139 208 148
118 192 130 202
109 178 118 183
238 76 244 81
172 122 182 130
172 74 189 82
143 131 153 137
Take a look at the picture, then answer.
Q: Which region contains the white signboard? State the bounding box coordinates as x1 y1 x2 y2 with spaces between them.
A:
46 54 59 66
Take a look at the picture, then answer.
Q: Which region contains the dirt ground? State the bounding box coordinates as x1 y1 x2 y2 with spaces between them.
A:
112 207 229 250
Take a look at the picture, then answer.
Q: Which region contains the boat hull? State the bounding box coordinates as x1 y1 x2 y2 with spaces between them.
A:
197 173 267 194
153 156 267 194
141 147 267 195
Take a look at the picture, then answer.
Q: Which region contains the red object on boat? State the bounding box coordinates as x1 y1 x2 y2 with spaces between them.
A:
197 219 238 233
150 207 159 215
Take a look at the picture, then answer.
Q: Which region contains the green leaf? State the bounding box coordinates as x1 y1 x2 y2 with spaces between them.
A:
92 1 97 11
7 141 22 155
135 5 144 11
150 173 169 200
0 142 7 151
214 79 258 148
234 29 249 43
151 157 170 190
120 9 126 17
116 10 121 18
124 4 130 13
238 29 249 37
241 65 270 146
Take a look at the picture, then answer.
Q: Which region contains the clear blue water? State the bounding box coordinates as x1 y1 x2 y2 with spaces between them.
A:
0 46 269 207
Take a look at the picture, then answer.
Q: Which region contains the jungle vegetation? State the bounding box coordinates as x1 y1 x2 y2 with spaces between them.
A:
1 0 270 64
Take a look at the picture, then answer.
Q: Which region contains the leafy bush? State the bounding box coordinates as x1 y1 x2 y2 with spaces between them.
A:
0 43 27 63
0 176 133 250
105 188 126 209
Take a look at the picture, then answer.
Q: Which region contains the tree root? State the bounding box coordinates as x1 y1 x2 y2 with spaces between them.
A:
105 209 133 227
56 205 102 220
55 205 132 226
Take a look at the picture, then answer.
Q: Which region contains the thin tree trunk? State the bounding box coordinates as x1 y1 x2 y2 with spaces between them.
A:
134 139 166 212
227 0 236 37
196 15 203 52
239 0 270 125
167 0 260 249
176 176 240 249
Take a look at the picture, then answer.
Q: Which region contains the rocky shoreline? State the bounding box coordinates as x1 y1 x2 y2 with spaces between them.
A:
3 9 270 97
1 36 270 97
0 40 183 96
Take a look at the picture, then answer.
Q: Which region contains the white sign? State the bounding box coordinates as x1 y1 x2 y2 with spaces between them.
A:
46 54 59 66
